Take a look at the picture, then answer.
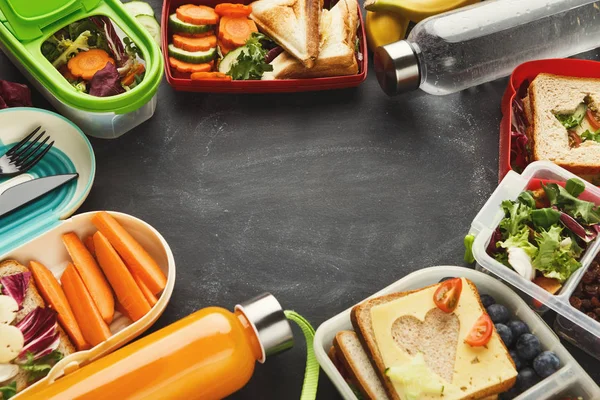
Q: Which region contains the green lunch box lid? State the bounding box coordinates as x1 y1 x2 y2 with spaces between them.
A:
0 0 163 114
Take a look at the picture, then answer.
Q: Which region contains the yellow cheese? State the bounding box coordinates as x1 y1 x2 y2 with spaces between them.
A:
370 278 517 400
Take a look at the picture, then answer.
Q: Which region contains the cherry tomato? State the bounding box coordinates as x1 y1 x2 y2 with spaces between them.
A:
586 109 600 131
465 314 493 347
433 278 462 313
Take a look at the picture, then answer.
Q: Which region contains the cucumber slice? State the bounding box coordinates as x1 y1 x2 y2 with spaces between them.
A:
218 46 247 74
169 14 213 34
136 15 161 47
168 44 217 63
123 1 155 17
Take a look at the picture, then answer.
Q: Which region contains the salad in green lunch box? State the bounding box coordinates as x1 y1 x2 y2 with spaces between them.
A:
41 16 145 97
465 178 600 294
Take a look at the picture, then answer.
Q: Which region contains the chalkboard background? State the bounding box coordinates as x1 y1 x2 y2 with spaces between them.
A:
1 2 599 397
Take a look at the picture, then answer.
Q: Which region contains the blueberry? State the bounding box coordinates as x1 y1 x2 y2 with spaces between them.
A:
496 323 514 347
487 304 510 324
507 319 530 339
516 367 540 391
438 277 455 283
533 351 560 378
516 334 542 361
500 386 522 400
509 349 524 371
481 294 496 308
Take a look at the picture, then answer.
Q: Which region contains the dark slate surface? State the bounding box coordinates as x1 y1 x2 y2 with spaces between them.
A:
1 2 599 397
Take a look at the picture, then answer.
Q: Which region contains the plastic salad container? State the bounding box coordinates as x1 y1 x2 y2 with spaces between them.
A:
0 108 175 397
468 160 600 360
314 266 600 400
0 0 163 139
161 0 367 93
499 58 600 184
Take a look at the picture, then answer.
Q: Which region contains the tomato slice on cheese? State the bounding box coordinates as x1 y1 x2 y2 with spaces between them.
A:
465 313 493 347
433 278 462 313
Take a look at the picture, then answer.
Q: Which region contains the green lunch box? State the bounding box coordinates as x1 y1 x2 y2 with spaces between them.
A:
0 0 163 139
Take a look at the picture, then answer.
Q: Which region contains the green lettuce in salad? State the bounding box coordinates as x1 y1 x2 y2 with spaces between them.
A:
41 16 146 97
477 178 600 286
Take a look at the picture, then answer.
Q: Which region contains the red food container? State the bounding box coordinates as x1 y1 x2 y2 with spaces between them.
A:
161 0 368 93
499 59 600 182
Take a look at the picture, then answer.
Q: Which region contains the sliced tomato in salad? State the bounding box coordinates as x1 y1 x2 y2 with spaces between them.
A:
465 314 493 347
586 109 600 131
433 278 462 313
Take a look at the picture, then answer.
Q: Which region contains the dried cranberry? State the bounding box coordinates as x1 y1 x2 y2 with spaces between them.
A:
585 284 600 297
587 311 598 320
583 271 596 284
592 297 600 308
571 296 583 310
577 282 584 293
581 299 592 310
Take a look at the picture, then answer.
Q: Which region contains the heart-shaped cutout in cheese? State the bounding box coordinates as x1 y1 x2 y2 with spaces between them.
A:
391 307 459 383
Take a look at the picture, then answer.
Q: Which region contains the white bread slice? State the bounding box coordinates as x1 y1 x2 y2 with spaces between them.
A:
0 260 75 394
250 0 321 68
262 0 358 79
528 73 600 176
351 280 516 400
333 330 390 400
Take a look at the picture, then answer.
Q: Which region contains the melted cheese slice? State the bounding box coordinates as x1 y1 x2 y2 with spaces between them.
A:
370 278 517 400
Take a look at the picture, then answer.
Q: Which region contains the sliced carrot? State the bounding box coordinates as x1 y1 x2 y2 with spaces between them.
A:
91 212 167 295
121 64 146 87
215 3 252 17
218 39 234 55
29 261 90 351
173 34 217 52
61 263 111 347
218 17 257 47
62 232 114 324
58 65 77 82
132 270 158 307
94 232 151 322
177 4 219 25
169 57 213 73
67 49 114 80
83 235 95 257
191 71 232 81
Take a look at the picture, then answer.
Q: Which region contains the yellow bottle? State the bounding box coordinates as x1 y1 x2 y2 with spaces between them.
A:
22 294 293 400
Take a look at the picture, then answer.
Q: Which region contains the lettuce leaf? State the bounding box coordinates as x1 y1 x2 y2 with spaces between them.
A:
498 226 538 258
543 183 600 224
499 200 532 236
532 226 582 282
0 382 16 399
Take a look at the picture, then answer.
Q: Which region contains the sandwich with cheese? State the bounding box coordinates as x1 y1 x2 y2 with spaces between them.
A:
347 278 517 400
0 260 75 398
261 0 359 79
515 73 600 184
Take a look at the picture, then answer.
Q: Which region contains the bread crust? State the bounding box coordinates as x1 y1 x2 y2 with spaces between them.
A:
351 279 517 400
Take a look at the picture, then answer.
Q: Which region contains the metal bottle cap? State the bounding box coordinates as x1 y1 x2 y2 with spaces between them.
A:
236 293 294 363
374 40 420 96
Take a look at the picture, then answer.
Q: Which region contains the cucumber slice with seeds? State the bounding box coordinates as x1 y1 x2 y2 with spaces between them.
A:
168 44 217 63
123 1 155 17
169 14 214 34
137 15 161 47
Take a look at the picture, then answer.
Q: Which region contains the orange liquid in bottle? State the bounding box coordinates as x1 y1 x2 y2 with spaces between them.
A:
24 307 263 400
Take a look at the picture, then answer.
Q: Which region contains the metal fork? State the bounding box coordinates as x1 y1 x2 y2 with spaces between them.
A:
0 127 55 177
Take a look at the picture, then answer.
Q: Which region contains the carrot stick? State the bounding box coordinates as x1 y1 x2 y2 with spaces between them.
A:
115 300 132 320
191 71 232 81
83 235 95 257
218 17 257 47
62 232 114 324
29 261 91 351
131 271 158 307
177 4 219 25
61 263 111 347
215 3 252 17
91 212 167 295
121 64 146 87
173 34 217 52
93 232 151 322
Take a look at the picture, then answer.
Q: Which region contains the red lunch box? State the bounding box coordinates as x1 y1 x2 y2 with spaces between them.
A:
499 58 600 183
161 0 368 93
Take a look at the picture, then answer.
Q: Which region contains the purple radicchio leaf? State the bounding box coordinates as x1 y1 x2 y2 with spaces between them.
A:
89 62 125 97
486 228 503 255
0 272 31 308
510 131 529 173
265 46 283 64
15 307 59 362
555 207 598 243
0 80 32 108
90 16 128 67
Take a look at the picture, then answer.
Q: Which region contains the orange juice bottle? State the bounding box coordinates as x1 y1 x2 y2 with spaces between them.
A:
24 293 294 400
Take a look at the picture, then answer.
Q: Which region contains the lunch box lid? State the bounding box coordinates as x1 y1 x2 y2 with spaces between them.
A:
0 0 163 114
0 107 95 255
0 0 101 42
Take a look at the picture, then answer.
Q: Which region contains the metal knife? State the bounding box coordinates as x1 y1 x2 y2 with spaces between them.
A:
0 173 79 218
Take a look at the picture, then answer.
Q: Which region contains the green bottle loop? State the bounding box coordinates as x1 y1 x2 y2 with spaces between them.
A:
285 310 319 400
